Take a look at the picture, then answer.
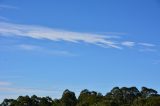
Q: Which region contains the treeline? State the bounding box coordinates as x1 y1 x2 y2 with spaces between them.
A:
1 86 160 106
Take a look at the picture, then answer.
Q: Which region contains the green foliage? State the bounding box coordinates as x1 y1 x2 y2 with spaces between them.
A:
77 89 103 106
61 89 77 106
0 87 159 106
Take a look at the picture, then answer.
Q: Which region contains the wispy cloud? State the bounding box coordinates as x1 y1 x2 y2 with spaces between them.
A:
121 41 135 47
18 44 41 51
0 16 9 21
120 41 157 52
0 22 122 49
138 43 157 52
0 81 62 101
0 81 12 86
45 50 76 56
0 22 157 51
0 4 17 10
138 43 155 47
0 4 17 23
0 87 62 102
0 87 57 94
16 44 76 56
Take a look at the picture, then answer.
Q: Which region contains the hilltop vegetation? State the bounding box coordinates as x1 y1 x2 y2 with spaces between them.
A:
1 86 160 106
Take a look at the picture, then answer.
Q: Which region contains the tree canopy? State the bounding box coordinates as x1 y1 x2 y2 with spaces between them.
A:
1 86 160 106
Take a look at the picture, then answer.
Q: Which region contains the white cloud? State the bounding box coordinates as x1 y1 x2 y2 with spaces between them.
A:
121 41 135 47
0 87 57 94
0 22 121 49
15 44 76 56
18 44 41 51
0 81 62 101
45 50 76 56
0 81 12 86
138 43 156 52
138 43 155 47
0 87 62 102
0 22 157 51
0 4 17 10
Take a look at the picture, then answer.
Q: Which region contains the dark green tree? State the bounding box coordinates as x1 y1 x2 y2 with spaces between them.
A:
39 97 52 106
77 89 103 106
0 86 160 106
141 87 158 98
0 99 15 106
61 89 77 106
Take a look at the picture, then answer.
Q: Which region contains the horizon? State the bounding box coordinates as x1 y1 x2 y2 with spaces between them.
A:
0 0 160 102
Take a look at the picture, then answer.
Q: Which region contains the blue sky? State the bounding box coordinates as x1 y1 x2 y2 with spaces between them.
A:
0 0 160 101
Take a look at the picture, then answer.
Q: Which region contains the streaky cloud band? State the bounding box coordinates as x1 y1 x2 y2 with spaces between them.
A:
0 22 121 49
0 22 156 51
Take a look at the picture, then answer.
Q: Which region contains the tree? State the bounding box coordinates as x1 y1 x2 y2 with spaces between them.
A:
39 97 52 106
52 99 61 106
141 87 158 98
0 99 15 106
16 96 32 106
77 89 103 106
0 86 160 106
61 89 77 106
30 95 40 106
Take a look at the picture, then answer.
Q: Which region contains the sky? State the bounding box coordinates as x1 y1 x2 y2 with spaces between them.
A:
0 0 160 102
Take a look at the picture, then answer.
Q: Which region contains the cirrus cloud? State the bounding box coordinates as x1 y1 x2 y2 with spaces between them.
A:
0 22 157 51
121 41 135 47
0 81 12 86
0 22 122 49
